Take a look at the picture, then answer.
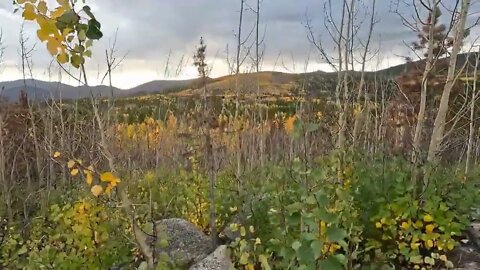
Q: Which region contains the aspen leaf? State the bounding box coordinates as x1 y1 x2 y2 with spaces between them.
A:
56 0 70 9
425 224 435 234
46 37 61 55
85 172 93 185
91 185 103 197
57 52 69 64
17 0 27 4
105 185 112 196
100 172 117 183
70 168 79 176
67 160 76 169
53 151 61 158
70 54 84 68
37 1 47 15
240 226 246 237
23 3 36 21
37 28 50 42
50 6 65 19
423 214 434 222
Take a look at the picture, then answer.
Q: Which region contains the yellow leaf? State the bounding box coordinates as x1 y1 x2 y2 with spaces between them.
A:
37 1 48 15
426 239 434 248
439 254 447 262
375 222 382 229
50 6 65 19
91 185 103 197
249 225 255 233
23 3 36 21
85 172 93 186
57 0 69 6
425 224 435 234
53 151 61 158
100 172 117 182
46 37 61 55
246 264 254 270
401 221 410 230
67 160 76 169
423 214 434 222
70 168 79 176
57 52 69 64
240 226 246 237
105 185 112 196
37 28 50 42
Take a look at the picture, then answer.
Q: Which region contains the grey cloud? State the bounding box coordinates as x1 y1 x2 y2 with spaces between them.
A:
0 0 477 87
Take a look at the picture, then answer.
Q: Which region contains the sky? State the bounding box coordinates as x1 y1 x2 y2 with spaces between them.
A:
0 0 479 89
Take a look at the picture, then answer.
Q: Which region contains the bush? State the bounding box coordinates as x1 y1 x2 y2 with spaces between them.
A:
227 152 480 269
0 192 133 269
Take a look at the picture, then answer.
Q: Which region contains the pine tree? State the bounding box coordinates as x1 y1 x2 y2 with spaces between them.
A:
412 7 453 58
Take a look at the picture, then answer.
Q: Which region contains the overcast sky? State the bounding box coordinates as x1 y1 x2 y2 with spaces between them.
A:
0 0 479 89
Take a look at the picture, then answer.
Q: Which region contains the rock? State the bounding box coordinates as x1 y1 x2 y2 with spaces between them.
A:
449 246 480 269
448 222 480 270
189 245 233 270
152 218 215 267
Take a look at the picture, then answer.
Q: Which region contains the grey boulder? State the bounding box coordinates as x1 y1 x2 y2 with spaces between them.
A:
189 245 233 270
153 218 215 267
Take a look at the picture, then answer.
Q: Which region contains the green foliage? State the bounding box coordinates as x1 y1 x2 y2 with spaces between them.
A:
225 152 480 269
0 193 132 269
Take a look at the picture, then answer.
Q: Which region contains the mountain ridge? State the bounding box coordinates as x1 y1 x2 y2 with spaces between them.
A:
1 52 477 101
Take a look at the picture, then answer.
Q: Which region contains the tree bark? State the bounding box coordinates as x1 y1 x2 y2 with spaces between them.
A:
427 0 471 162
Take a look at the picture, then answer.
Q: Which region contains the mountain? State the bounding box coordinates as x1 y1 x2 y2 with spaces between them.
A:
126 79 200 96
172 71 299 97
0 78 195 102
1 53 477 102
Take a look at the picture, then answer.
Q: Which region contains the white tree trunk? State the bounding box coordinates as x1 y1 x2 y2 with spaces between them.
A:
427 0 471 162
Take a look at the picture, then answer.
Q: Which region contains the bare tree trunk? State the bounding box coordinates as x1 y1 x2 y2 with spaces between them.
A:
353 0 376 147
0 115 13 224
410 1 440 188
335 0 348 149
205 130 217 246
235 0 245 192
427 0 471 163
465 51 479 175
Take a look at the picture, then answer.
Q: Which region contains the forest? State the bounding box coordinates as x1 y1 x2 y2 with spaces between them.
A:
0 0 480 269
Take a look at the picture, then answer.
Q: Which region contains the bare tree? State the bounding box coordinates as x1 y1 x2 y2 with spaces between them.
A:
427 0 472 163
465 48 479 175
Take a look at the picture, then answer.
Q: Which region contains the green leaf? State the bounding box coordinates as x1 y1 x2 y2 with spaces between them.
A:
258 255 271 270
239 252 249 265
292 241 302 251
17 245 28 255
311 240 323 260
86 19 103 40
57 10 79 26
82 5 95 19
71 54 85 68
319 256 343 270
297 243 315 267
326 227 347 243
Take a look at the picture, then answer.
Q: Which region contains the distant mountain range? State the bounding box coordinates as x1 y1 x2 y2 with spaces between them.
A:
0 78 200 101
0 53 477 102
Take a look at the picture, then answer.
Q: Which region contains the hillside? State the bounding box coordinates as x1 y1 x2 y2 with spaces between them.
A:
1 53 477 102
